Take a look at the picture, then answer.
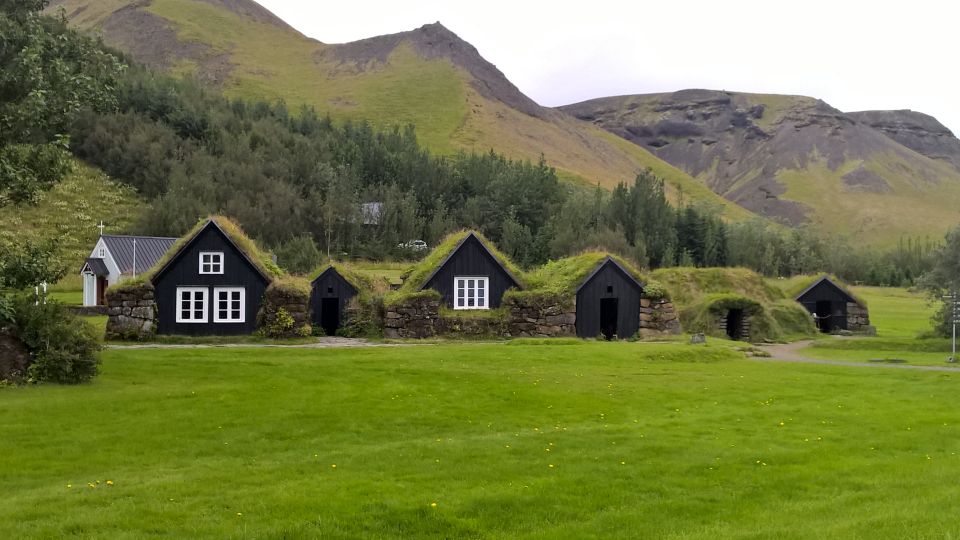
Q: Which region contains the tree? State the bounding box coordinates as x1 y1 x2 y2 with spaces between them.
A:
0 1 125 204
274 235 321 274
919 225 960 336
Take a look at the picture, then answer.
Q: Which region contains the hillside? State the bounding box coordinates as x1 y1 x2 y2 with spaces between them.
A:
561 90 960 245
46 0 752 220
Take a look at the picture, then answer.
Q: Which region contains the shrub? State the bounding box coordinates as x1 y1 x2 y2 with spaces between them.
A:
12 298 101 384
262 307 295 338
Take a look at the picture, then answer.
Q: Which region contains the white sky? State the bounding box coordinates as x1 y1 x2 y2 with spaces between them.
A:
258 0 960 133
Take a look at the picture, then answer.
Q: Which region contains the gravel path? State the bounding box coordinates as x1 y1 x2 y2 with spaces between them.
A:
758 340 960 373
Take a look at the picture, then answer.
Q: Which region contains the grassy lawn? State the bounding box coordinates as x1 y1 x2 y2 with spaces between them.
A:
2 342 960 538
851 286 935 339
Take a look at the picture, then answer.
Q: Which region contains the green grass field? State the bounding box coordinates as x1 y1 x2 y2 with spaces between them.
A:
3 341 960 538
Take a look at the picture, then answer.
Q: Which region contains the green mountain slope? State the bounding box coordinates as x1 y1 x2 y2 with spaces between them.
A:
562 90 960 245
47 0 753 220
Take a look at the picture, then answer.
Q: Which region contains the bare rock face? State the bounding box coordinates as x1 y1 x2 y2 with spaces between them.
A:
848 110 960 172
560 90 955 226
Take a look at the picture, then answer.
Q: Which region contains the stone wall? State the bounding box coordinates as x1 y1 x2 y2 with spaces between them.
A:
105 283 158 340
437 312 509 337
384 296 440 339
846 302 873 333
506 300 576 338
257 285 311 338
69 306 109 317
639 298 682 338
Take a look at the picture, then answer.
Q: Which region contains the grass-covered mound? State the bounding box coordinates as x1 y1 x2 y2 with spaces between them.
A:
652 267 816 341
111 215 283 293
505 251 667 308
774 273 868 307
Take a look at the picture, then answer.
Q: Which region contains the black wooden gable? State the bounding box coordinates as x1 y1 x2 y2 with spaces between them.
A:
578 257 644 293
152 220 270 284
420 232 521 309
795 277 858 306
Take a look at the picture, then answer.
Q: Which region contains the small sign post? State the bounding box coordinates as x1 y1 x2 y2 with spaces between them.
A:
945 291 958 363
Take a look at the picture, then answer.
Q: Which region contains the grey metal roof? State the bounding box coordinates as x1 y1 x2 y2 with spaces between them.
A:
80 258 109 276
101 235 177 275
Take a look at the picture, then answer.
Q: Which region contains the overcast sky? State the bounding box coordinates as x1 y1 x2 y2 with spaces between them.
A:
258 0 959 133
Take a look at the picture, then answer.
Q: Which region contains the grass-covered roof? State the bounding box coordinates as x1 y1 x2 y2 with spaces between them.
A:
650 267 785 307
522 252 645 297
777 273 867 307
308 261 390 297
149 215 284 282
398 230 523 293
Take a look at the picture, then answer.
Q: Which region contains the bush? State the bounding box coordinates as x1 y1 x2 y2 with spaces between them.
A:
261 307 295 338
12 298 101 384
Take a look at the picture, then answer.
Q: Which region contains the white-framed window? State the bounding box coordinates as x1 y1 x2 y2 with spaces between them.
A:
213 287 245 323
454 276 489 310
176 287 208 323
199 252 224 274
98 248 105 258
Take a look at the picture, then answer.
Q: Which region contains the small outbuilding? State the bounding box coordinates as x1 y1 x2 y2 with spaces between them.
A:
794 275 871 333
409 231 523 310
574 257 645 339
310 265 359 336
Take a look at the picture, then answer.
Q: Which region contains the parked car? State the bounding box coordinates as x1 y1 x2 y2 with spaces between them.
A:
398 240 428 251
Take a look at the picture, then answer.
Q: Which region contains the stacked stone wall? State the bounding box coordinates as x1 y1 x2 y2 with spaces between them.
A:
639 298 682 338
384 297 440 339
257 286 311 338
105 283 157 340
506 300 576 337
846 302 873 333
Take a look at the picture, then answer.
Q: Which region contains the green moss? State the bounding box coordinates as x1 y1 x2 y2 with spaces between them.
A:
307 261 389 300
399 230 523 294
651 267 785 307
438 306 508 321
523 252 644 297
267 276 311 297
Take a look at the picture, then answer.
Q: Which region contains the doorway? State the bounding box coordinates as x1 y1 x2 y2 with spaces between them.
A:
726 309 744 340
815 301 833 333
96 276 108 306
320 298 340 336
600 298 618 340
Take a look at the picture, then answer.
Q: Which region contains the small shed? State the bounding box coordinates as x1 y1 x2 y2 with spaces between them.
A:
794 276 870 333
575 257 645 339
408 231 523 310
310 266 359 336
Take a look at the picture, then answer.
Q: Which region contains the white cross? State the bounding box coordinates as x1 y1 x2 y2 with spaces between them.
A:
98 221 105 235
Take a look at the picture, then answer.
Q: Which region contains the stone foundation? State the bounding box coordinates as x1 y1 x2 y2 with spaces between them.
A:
105 283 158 340
257 284 311 338
384 296 440 339
639 298 682 338
846 302 873 333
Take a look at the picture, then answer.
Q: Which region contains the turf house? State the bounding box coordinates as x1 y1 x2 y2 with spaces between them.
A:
794 275 872 333
308 264 386 337
103 217 290 339
507 252 680 340
79 234 177 307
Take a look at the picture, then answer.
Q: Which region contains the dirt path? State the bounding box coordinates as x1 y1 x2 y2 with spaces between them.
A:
106 337 415 350
758 340 960 373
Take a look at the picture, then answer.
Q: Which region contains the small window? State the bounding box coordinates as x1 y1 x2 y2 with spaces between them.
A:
607 285 614 293
213 287 245 323
199 252 224 274
98 248 105 258
327 286 334 294
454 276 489 310
176 287 208 323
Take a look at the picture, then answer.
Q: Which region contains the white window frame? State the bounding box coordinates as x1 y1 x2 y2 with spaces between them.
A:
454 276 489 310
213 287 245 323
98 248 105 258
199 251 224 275
176 287 208 323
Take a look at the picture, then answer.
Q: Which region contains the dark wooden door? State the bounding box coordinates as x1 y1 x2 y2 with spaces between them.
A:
320 298 340 336
815 301 832 333
96 276 108 306
726 309 744 340
600 298 618 340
